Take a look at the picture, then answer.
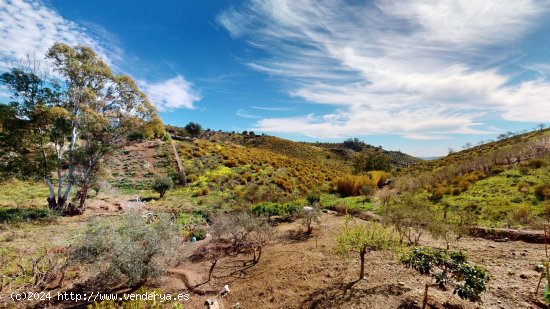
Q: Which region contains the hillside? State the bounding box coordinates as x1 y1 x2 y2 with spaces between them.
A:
312 141 421 168
405 128 550 174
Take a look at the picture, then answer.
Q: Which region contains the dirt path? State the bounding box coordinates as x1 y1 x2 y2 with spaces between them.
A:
169 214 547 309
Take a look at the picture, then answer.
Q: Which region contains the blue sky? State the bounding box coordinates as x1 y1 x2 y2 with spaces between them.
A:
1 0 550 157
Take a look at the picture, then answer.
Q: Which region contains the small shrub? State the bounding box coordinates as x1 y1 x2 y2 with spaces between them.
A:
152 176 173 198
334 175 374 197
528 158 547 169
535 184 550 201
307 191 321 205
489 165 505 175
192 228 207 240
251 202 285 220
71 212 180 287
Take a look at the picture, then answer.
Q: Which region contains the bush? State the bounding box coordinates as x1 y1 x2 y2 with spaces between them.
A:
535 184 550 201
71 212 180 287
192 228 207 240
528 158 547 169
152 176 173 198
489 165 506 175
307 191 321 205
251 202 285 219
334 175 375 197
401 247 490 306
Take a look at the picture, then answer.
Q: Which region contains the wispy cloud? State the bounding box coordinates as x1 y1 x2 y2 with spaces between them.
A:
236 109 260 119
0 0 119 68
139 76 201 111
251 105 295 112
0 0 201 111
219 0 550 139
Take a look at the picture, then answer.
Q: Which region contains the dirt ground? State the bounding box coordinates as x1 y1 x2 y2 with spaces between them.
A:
2 206 548 309
167 214 548 309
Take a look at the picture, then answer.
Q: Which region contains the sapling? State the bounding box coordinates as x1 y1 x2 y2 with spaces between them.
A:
333 217 398 280
401 247 490 309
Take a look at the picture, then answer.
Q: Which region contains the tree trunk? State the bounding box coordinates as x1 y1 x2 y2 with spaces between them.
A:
208 258 218 282
359 248 366 280
422 283 429 309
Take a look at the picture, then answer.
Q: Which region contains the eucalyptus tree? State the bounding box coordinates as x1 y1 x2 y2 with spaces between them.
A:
1 43 159 215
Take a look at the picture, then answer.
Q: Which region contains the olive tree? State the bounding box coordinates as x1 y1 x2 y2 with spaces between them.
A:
333 217 398 280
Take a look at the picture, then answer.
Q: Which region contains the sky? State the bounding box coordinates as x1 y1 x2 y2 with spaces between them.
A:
1 0 550 157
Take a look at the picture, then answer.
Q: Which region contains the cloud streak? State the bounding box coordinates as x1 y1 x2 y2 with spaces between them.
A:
218 0 550 139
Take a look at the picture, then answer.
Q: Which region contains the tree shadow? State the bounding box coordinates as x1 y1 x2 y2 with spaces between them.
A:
302 279 411 308
0 207 54 224
281 229 314 243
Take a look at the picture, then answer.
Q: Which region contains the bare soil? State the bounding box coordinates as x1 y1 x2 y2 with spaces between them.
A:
164 214 548 309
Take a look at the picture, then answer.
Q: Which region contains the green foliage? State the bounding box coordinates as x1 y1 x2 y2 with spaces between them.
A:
353 150 391 173
251 202 285 218
401 247 490 303
333 217 398 279
152 176 174 198
307 191 321 205
71 212 180 286
381 194 434 245
0 207 54 224
184 122 202 137
342 138 365 151
192 228 207 240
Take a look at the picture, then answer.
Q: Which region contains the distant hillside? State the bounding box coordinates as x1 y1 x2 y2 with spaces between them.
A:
166 126 421 169
404 128 550 174
174 136 349 203
312 141 421 168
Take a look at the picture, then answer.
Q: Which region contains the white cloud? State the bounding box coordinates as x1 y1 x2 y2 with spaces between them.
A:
0 0 201 111
219 0 550 139
0 0 119 68
139 76 201 111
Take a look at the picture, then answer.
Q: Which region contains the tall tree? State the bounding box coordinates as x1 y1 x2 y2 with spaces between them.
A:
0 43 159 215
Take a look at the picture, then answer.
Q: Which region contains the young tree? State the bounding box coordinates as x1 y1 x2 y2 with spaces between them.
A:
152 176 174 198
211 212 274 265
381 194 433 245
333 217 398 280
301 204 321 235
401 247 490 309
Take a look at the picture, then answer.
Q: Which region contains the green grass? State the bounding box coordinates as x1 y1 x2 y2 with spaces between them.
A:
438 165 550 227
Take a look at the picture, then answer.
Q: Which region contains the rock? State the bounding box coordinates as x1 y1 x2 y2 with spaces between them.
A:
520 273 529 279
204 298 221 309
535 264 545 272
398 281 406 287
